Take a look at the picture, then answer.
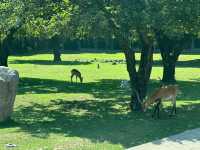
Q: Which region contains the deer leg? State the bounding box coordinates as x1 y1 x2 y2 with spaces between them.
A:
157 101 161 119
170 105 176 117
169 107 174 117
76 76 77 83
152 102 159 118
170 99 176 117
71 75 74 83
174 100 177 115
152 99 161 118
152 104 156 118
175 105 177 114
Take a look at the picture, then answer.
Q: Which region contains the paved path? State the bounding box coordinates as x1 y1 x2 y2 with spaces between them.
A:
127 128 200 150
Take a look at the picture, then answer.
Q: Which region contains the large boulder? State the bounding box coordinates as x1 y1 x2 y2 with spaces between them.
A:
0 66 19 122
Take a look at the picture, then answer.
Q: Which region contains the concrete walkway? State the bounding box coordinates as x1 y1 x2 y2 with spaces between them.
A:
127 128 200 150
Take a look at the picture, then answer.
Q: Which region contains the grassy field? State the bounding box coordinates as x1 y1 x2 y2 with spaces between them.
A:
0 52 199 150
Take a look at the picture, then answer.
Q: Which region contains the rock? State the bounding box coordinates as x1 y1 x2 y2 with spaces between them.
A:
0 67 19 122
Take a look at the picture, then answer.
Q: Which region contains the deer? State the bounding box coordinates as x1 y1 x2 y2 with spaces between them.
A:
139 84 179 118
70 69 83 83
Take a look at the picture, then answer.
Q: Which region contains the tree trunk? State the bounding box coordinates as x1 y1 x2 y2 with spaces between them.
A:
154 30 184 84
160 50 179 83
0 25 23 67
124 49 139 110
53 49 61 62
191 37 195 49
0 38 10 67
124 38 154 111
77 40 81 50
162 61 176 83
50 35 62 62
0 50 8 67
94 38 98 49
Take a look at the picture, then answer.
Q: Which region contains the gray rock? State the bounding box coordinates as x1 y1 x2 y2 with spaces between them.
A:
0 67 19 122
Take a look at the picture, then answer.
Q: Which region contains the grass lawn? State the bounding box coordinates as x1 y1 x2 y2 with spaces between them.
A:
0 52 200 150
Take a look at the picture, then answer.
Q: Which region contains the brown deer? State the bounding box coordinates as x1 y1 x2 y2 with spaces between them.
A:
71 69 83 83
141 85 179 118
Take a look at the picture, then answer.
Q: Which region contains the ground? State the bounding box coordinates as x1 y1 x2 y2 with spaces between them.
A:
0 52 199 150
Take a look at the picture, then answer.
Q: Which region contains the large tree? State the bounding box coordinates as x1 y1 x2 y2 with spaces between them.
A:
151 0 200 83
0 0 72 66
69 0 156 111
69 0 200 111
0 0 25 66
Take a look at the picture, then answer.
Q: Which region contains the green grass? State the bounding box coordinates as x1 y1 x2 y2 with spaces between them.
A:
0 52 200 150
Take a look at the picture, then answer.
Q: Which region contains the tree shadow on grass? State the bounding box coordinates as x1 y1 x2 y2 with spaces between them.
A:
18 78 131 99
152 127 200 146
8 99 200 148
18 77 200 101
10 58 200 68
152 59 200 68
0 119 19 128
176 59 200 68
1 78 200 148
13 50 121 56
10 60 92 65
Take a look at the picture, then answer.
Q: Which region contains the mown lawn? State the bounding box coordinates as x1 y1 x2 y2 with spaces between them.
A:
0 52 199 150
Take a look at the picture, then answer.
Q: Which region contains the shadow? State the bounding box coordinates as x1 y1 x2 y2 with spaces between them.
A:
11 58 200 68
152 59 200 68
10 100 200 148
12 49 200 57
18 77 200 101
12 49 121 57
18 78 131 99
149 103 200 147
2 78 200 148
10 60 92 65
0 119 19 128
104 59 200 68
176 59 200 68
152 128 200 145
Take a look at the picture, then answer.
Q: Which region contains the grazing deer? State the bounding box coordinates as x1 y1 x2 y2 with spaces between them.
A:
71 69 83 83
141 85 179 118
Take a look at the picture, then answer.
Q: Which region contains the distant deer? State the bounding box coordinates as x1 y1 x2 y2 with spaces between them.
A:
141 85 179 118
71 69 83 83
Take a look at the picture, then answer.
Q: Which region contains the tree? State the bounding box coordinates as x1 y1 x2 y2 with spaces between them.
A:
69 0 156 111
0 0 72 65
151 0 200 83
69 0 200 111
0 0 25 66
